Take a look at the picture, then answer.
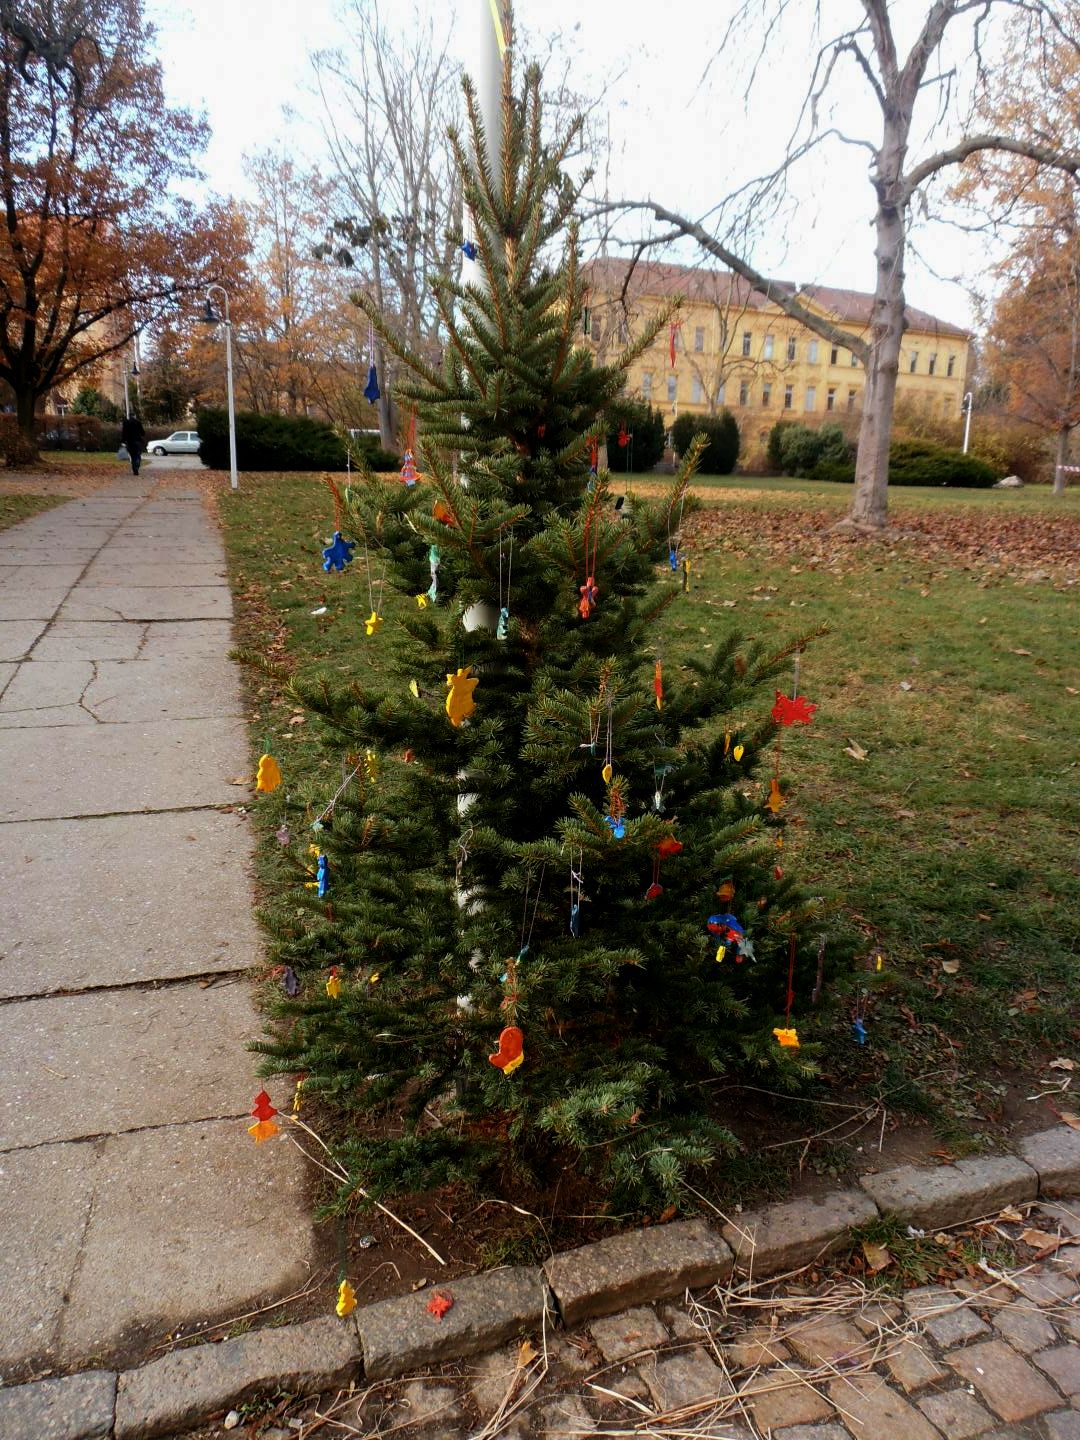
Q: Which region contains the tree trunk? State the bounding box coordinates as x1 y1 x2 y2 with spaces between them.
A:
6 388 41 468
1053 424 1070 494
849 197 906 529
376 337 396 451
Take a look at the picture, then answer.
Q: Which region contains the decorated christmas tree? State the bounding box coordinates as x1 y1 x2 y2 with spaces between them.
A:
255 56 827 1208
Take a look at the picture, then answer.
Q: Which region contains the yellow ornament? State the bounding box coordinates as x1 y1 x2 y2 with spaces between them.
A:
364 610 383 637
416 593 428 608
247 1118 279 1144
369 971 380 985
326 972 342 999
502 1051 524 1076
336 1279 357 1317
255 753 282 793
602 762 613 784
715 945 725 964
409 679 421 699
772 1026 800 1049
733 744 745 762
724 731 732 756
292 1079 304 1113
445 666 478 726
765 777 785 814
365 750 378 782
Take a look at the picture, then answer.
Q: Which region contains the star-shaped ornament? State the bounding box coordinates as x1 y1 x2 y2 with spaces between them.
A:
771 692 817 726
322 532 356 573
364 611 383 637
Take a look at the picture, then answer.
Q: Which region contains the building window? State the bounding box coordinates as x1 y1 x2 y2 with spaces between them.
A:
808 339 819 364
739 380 750 406
947 354 956 377
742 331 752 358
667 375 677 404
691 374 703 403
787 336 797 362
784 385 793 409
642 372 652 399
909 352 918 373
928 353 937 376
762 382 772 407
830 345 839 365
716 382 726 405
847 388 858 412
694 326 705 352
805 385 816 412
590 314 600 342
763 334 774 360
826 387 836 411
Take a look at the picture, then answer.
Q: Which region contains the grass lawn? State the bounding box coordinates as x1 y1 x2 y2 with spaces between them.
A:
218 470 1079 1201
0 493 66 532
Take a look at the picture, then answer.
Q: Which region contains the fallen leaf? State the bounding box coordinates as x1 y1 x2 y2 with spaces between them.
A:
659 1203 677 1223
228 776 249 786
896 808 917 820
1019 1227 1066 1253
1059 1111 1080 1131
517 1339 537 1367
1010 647 1032 656
1048 1058 1076 1072
899 680 913 691
997 1206 1024 1223
861 1240 892 1272
288 714 306 726
844 737 868 761
941 959 960 975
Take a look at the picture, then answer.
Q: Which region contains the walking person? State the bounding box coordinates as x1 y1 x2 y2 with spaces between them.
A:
120 412 147 476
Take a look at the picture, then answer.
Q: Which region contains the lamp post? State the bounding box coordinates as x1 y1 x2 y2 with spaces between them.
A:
122 355 139 419
199 284 238 490
961 391 973 454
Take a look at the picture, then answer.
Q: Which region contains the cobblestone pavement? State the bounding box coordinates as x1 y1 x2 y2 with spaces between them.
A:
219 1196 1080 1440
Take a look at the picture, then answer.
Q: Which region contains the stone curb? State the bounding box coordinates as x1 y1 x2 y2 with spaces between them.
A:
9 1123 1078 1439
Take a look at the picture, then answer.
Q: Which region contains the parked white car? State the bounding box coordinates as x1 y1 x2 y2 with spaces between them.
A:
150 431 201 455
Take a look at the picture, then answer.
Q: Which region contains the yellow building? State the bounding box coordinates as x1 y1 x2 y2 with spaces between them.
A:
582 258 970 458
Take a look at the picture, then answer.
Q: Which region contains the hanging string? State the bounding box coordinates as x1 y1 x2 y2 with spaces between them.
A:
313 759 364 828
517 862 545 958
784 932 797 1024
497 526 513 639
325 475 345 535
568 846 583 936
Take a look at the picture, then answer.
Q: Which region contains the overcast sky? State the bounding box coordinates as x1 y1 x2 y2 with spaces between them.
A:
145 0 1006 333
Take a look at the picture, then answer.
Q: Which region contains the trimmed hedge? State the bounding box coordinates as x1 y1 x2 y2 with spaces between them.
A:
671 409 741 474
197 408 348 471
769 421 1001 487
0 414 103 453
605 399 667 472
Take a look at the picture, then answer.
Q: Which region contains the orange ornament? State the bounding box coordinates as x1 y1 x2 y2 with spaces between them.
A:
488 1026 524 1075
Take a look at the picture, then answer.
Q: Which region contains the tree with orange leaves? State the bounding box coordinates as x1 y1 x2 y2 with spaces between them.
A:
0 0 243 465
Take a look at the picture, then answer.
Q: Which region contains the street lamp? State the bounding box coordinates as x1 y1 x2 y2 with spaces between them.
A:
122 354 139 420
198 284 238 490
961 391 974 455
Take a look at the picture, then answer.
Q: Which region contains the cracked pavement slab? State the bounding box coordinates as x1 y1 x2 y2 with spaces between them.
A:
0 811 262 999
57 585 233 622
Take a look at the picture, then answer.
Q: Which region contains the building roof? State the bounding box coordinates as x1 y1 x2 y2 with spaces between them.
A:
582 257 969 340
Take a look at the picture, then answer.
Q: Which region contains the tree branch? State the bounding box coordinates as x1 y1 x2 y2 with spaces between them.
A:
904 131 1080 198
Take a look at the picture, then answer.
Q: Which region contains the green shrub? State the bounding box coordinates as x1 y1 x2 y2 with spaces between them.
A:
197 409 348 471
605 399 667 472
350 432 400 471
887 440 998 487
767 419 799 471
671 409 741 473
775 422 853 478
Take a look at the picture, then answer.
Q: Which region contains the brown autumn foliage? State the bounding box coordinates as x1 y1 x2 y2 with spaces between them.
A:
0 0 245 464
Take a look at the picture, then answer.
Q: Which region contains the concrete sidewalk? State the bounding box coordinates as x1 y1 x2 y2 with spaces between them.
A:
0 479 313 1383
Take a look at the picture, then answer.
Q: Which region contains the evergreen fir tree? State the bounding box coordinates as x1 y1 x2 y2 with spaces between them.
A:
255 58 827 1209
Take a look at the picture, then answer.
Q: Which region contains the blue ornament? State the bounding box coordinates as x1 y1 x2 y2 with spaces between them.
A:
322 532 356 573
461 240 477 260
316 854 329 898
569 903 581 937
669 547 679 572
852 1018 868 1046
497 605 509 640
707 912 744 937
604 815 626 840
363 364 381 403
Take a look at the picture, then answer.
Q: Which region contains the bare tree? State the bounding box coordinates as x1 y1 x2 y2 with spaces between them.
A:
603 1 1080 530
311 0 461 449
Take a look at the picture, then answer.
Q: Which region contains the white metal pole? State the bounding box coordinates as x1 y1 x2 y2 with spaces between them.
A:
460 0 507 635
962 392 973 454
224 319 238 491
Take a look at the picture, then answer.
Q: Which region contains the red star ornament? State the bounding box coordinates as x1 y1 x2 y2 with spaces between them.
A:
771 692 817 726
